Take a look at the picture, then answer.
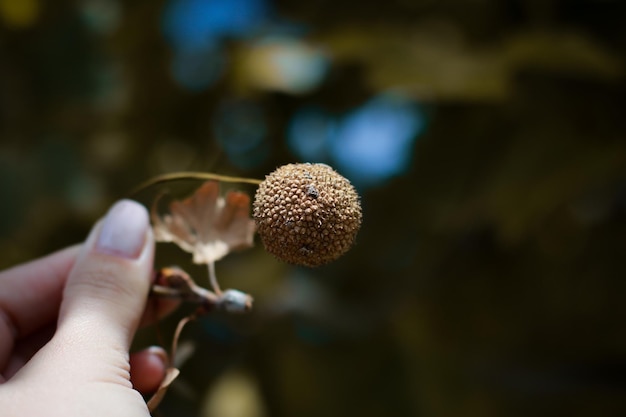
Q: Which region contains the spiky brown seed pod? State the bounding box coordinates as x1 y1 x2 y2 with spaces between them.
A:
253 163 362 267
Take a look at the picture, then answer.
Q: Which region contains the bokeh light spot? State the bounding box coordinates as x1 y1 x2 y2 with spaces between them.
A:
330 94 426 187
213 99 269 169
79 0 121 35
243 38 329 94
0 0 40 28
162 0 270 50
288 94 426 188
287 107 335 162
171 46 226 91
162 0 270 91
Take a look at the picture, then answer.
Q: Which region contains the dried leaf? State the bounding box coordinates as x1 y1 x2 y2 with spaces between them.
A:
146 313 197 412
151 181 256 265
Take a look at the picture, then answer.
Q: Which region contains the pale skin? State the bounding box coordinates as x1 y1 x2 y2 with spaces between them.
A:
0 200 178 416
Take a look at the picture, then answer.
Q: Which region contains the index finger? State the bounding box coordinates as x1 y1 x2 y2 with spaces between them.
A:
0 245 81 340
0 245 80 374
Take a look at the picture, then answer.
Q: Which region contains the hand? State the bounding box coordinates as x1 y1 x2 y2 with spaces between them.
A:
0 200 176 416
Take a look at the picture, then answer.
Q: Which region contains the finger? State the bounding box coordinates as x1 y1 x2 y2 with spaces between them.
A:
0 246 79 372
45 200 154 380
129 346 168 395
1 324 55 380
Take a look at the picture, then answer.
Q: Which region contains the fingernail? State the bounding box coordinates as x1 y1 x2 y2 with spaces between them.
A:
147 346 169 366
96 200 149 259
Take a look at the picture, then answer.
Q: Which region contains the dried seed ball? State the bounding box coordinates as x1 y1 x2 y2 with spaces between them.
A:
253 163 362 267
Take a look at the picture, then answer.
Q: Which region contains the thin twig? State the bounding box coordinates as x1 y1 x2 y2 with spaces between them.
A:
129 171 262 196
151 284 184 298
207 260 221 295
171 314 195 361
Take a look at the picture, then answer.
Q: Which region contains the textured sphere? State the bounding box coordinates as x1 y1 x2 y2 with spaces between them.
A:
253 163 362 267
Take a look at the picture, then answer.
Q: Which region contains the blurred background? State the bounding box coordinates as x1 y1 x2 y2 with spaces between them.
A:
1 0 626 416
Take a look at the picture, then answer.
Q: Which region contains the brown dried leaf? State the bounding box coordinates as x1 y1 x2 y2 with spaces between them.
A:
151 181 256 265
146 312 197 412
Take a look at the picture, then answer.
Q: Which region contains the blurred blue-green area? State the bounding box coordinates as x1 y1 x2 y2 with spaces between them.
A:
2 0 626 416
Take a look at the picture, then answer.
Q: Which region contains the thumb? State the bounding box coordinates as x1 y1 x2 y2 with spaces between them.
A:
55 199 154 363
